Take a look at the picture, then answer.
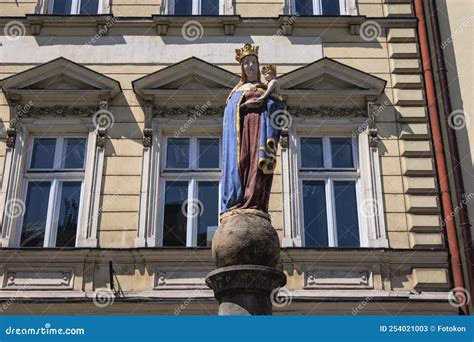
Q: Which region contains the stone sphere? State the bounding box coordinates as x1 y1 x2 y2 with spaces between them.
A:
211 210 281 268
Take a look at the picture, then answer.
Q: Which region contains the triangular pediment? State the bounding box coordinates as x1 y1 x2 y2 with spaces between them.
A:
0 57 121 104
279 57 386 93
164 74 231 90
23 74 101 91
133 57 240 100
295 74 364 90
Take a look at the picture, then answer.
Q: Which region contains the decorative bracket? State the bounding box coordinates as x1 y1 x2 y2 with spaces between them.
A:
350 24 360 35
99 99 108 111
30 22 42 35
280 128 289 149
95 99 109 148
96 129 107 148
97 23 108 35
6 127 17 148
96 16 115 35
367 98 379 148
279 16 296 36
369 128 378 148
143 128 153 148
154 18 169 36
222 19 239 36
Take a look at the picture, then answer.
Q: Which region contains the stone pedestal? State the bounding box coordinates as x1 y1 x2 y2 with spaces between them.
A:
205 209 287 315
206 265 286 315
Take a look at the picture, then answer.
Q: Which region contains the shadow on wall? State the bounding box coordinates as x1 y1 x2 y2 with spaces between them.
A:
35 36 127 46
33 36 328 47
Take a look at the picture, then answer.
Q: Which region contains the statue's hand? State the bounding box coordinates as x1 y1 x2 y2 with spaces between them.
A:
240 98 263 109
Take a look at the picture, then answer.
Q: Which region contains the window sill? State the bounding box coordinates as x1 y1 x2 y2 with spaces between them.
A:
24 14 115 35
0 15 418 37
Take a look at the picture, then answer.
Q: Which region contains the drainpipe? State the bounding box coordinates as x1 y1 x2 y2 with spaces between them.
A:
427 0 474 306
413 0 468 315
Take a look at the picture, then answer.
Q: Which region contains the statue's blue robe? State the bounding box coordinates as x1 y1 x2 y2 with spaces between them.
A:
220 90 285 214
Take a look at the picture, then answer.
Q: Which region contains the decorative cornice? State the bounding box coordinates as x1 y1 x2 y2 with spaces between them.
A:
153 106 225 117
287 106 366 118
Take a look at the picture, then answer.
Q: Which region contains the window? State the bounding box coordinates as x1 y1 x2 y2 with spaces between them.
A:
291 0 346 15
169 0 222 15
47 0 101 15
19 137 87 247
160 137 220 247
298 136 362 247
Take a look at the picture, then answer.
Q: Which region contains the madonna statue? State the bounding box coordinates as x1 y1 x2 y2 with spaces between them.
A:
220 43 285 214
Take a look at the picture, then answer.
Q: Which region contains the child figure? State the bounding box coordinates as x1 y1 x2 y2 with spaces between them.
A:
240 64 280 108
257 64 280 101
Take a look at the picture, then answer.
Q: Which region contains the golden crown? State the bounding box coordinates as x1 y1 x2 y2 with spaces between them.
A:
261 64 277 75
235 43 259 63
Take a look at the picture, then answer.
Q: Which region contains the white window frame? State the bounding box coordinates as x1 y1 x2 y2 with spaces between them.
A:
280 118 388 249
16 135 88 248
168 0 225 15
290 0 355 15
0 118 104 248
158 136 221 247
297 135 366 248
46 0 105 15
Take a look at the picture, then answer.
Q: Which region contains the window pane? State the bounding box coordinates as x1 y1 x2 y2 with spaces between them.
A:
52 0 73 14
322 0 341 15
201 0 219 15
79 0 100 15
331 138 354 168
166 138 190 168
295 0 313 15
175 0 193 14
300 138 323 168
197 181 219 247
198 138 219 168
20 182 51 247
31 138 56 169
55 182 82 247
334 181 360 247
163 182 188 247
62 138 86 169
302 181 328 247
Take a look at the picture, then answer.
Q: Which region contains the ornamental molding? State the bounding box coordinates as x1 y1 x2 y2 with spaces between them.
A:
304 268 373 290
18 105 97 117
153 105 226 117
153 270 209 290
153 105 365 118
3 269 74 290
286 106 366 118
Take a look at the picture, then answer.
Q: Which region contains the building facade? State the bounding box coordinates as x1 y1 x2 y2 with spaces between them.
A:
0 0 466 314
